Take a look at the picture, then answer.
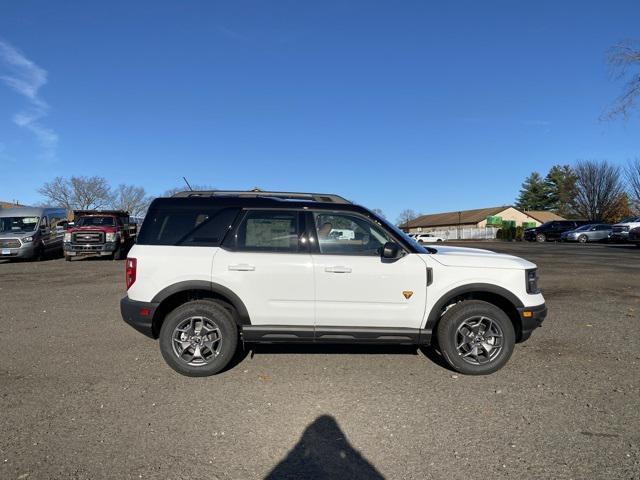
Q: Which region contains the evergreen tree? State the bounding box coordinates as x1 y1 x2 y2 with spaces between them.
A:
516 172 549 210
544 165 576 217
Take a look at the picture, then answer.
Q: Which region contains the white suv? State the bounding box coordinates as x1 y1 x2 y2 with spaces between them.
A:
411 233 444 243
610 216 640 242
121 191 546 377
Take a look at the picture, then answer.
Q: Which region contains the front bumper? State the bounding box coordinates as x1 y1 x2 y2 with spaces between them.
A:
64 242 117 255
120 296 158 338
0 241 37 259
609 232 629 242
517 303 547 341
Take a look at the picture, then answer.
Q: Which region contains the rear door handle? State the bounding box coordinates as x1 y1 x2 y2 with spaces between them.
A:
325 266 352 273
228 264 255 271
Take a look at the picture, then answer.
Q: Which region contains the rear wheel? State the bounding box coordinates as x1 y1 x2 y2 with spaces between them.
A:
535 233 546 243
578 234 588 244
159 300 238 377
436 300 515 375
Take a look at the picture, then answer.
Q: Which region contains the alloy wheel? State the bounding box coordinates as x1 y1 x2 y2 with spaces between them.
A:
455 316 504 365
171 316 222 366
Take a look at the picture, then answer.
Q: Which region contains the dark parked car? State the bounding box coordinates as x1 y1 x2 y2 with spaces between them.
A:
629 227 640 247
560 224 612 243
524 220 590 242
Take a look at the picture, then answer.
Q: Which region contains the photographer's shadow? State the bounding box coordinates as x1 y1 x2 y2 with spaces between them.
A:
265 415 384 480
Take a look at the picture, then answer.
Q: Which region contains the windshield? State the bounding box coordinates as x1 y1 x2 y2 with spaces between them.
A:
0 216 39 233
619 216 640 224
76 216 116 227
574 225 592 231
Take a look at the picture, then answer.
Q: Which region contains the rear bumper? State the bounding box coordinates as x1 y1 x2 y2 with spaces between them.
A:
120 296 158 338
517 303 547 341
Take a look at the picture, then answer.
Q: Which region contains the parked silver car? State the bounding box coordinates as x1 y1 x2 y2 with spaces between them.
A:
560 223 611 243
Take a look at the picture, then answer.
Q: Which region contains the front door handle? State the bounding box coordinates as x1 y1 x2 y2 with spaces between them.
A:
325 266 352 273
228 264 255 271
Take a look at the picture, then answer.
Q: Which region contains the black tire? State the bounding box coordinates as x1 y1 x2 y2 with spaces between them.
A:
535 233 546 243
437 239 443 242
114 245 126 260
436 300 515 375
30 244 44 262
159 300 238 377
64 254 72 262
578 235 588 244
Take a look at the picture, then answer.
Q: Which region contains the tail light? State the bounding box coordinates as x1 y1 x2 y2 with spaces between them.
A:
125 258 137 290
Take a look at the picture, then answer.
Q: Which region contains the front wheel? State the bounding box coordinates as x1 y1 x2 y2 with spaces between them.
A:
436 300 515 375
535 233 546 243
578 235 588 244
159 300 238 376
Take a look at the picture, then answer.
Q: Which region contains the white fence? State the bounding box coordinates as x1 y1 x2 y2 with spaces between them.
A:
421 227 499 241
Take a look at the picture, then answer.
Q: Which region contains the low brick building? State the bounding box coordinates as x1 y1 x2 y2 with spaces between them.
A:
402 206 565 234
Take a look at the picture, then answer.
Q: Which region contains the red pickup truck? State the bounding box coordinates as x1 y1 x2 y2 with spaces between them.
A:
64 210 137 261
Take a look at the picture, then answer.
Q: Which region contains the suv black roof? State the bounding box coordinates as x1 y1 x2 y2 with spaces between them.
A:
172 190 351 204
157 190 365 213
143 190 423 253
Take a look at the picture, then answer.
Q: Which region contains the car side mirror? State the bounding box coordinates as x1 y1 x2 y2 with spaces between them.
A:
381 242 401 259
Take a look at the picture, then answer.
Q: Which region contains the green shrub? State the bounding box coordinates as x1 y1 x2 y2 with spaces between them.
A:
496 228 503 240
515 226 523 241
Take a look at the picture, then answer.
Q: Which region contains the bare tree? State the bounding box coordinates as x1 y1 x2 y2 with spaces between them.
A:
604 41 640 120
113 184 151 217
396 209 420 227
571 160 626 221
626 158 640 213
38 176 74 210
39 176 113 211
371 208 386 219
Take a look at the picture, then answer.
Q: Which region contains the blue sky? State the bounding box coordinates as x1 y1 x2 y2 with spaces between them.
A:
1 1 639 221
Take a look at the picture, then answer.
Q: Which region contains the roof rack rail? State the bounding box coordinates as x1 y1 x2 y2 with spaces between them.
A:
171 190 352 204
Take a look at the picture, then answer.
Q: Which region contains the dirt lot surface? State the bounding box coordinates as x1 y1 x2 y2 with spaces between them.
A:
1 242 639 479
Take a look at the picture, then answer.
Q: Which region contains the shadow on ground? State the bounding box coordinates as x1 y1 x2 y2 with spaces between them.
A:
265 415 384 480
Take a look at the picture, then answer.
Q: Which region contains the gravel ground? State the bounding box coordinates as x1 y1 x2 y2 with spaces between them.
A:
0 242 639 480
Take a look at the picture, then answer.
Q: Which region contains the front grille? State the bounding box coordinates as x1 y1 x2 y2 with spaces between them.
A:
72 231 104 244
0 238 21 248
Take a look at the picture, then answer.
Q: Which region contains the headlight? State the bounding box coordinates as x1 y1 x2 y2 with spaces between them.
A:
22 236 34 243
526 269 540 294
64 232 71 242
106 232 116 242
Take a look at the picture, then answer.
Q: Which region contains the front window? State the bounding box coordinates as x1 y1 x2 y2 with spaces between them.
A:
574 225 592 231
313 212 394 255
0 216 39 233
75 216 115 227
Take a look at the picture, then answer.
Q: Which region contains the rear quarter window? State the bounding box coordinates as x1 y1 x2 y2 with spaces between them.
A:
137 207 240 246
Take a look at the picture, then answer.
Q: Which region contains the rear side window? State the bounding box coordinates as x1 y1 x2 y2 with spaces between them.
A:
137 207 240 246
230 210 301 252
